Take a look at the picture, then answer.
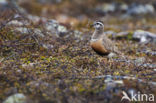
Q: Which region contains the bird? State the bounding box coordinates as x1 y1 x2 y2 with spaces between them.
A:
90 21 122 56
90 21 152 66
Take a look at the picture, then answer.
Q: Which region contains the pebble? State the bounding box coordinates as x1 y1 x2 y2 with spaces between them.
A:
15 27 28 34
3 93 27 103
7 20 29 26
95 3 155 15
137 63 156 68
45 20 68 37
119 4 128 11
141 50 156 56
0 0 7 4
134 57 146 64
37 0 62 4
127 4 155 15
108 52 117 58
95 3 116 14
133 30 156 43
34 28 45 37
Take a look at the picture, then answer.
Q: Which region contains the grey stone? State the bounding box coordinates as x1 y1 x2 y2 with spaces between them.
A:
108 52 117 58
14 27 45 37
15 27 28 34
34 28 45 37
112 31 130 38
7 20 29 26
119 4 128 11
95 3 116 14
127 4 155 15
0 0 7 4
134 57 146 64
37 0 62 4
45 20 68 37
133 30 156 44
3 93 27 103
104 30 116 36
27 15 47 24
73 30 83 40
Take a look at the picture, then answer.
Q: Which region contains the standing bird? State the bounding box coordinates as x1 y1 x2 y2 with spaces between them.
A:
90 21 150 66
90 21 121 56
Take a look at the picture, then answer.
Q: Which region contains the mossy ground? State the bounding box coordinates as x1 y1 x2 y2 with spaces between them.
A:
0 0 156 103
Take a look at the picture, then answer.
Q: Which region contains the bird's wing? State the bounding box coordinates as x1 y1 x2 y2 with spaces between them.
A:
102 35 116 51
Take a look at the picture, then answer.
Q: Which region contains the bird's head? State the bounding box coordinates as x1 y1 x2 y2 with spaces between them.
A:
92 21 104 30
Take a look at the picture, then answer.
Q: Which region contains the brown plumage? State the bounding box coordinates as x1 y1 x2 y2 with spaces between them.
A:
90 21 121 55
90 38 109 55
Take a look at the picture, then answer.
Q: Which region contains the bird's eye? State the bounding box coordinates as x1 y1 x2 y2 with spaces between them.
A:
97 23 102 26
97 23 101 26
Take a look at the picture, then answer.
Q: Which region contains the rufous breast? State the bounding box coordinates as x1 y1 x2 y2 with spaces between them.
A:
90 39 109 55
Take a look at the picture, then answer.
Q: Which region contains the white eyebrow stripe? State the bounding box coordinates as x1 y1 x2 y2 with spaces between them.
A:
96 22 104 26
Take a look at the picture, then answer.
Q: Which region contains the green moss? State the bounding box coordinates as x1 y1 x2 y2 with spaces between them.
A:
0 3 156 103
127 32 133 40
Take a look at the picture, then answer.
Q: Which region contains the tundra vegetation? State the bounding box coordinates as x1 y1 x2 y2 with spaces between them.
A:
0 0 156 103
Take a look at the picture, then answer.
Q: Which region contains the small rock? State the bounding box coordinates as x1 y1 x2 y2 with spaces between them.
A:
104 75 113 83
45 20 68 37
3 93 27 103
116 31 129 36
140 50 156 56
119 4 128 12
73 30 83 40
95 3 116 14
22 63 36 68
123 76 136 80
45 20 59 37
37 0 62 4
27 15 47 24
104 75 124 90
27 15 40 23
108 52 117 58
112 31 132 39
114 80 124 84
42 44 54 49
149 82 156 86
8 20 29 26
134 57 146 64
104 30 116 37
33 28 45 37
57 25 67 34
145 4 155 13
127 4 155 15
14 14 22 19
15 27 28 34
133 30 156 44
0 0 7 4
137 63 156 68
95 3 129 14
14 27 45 37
